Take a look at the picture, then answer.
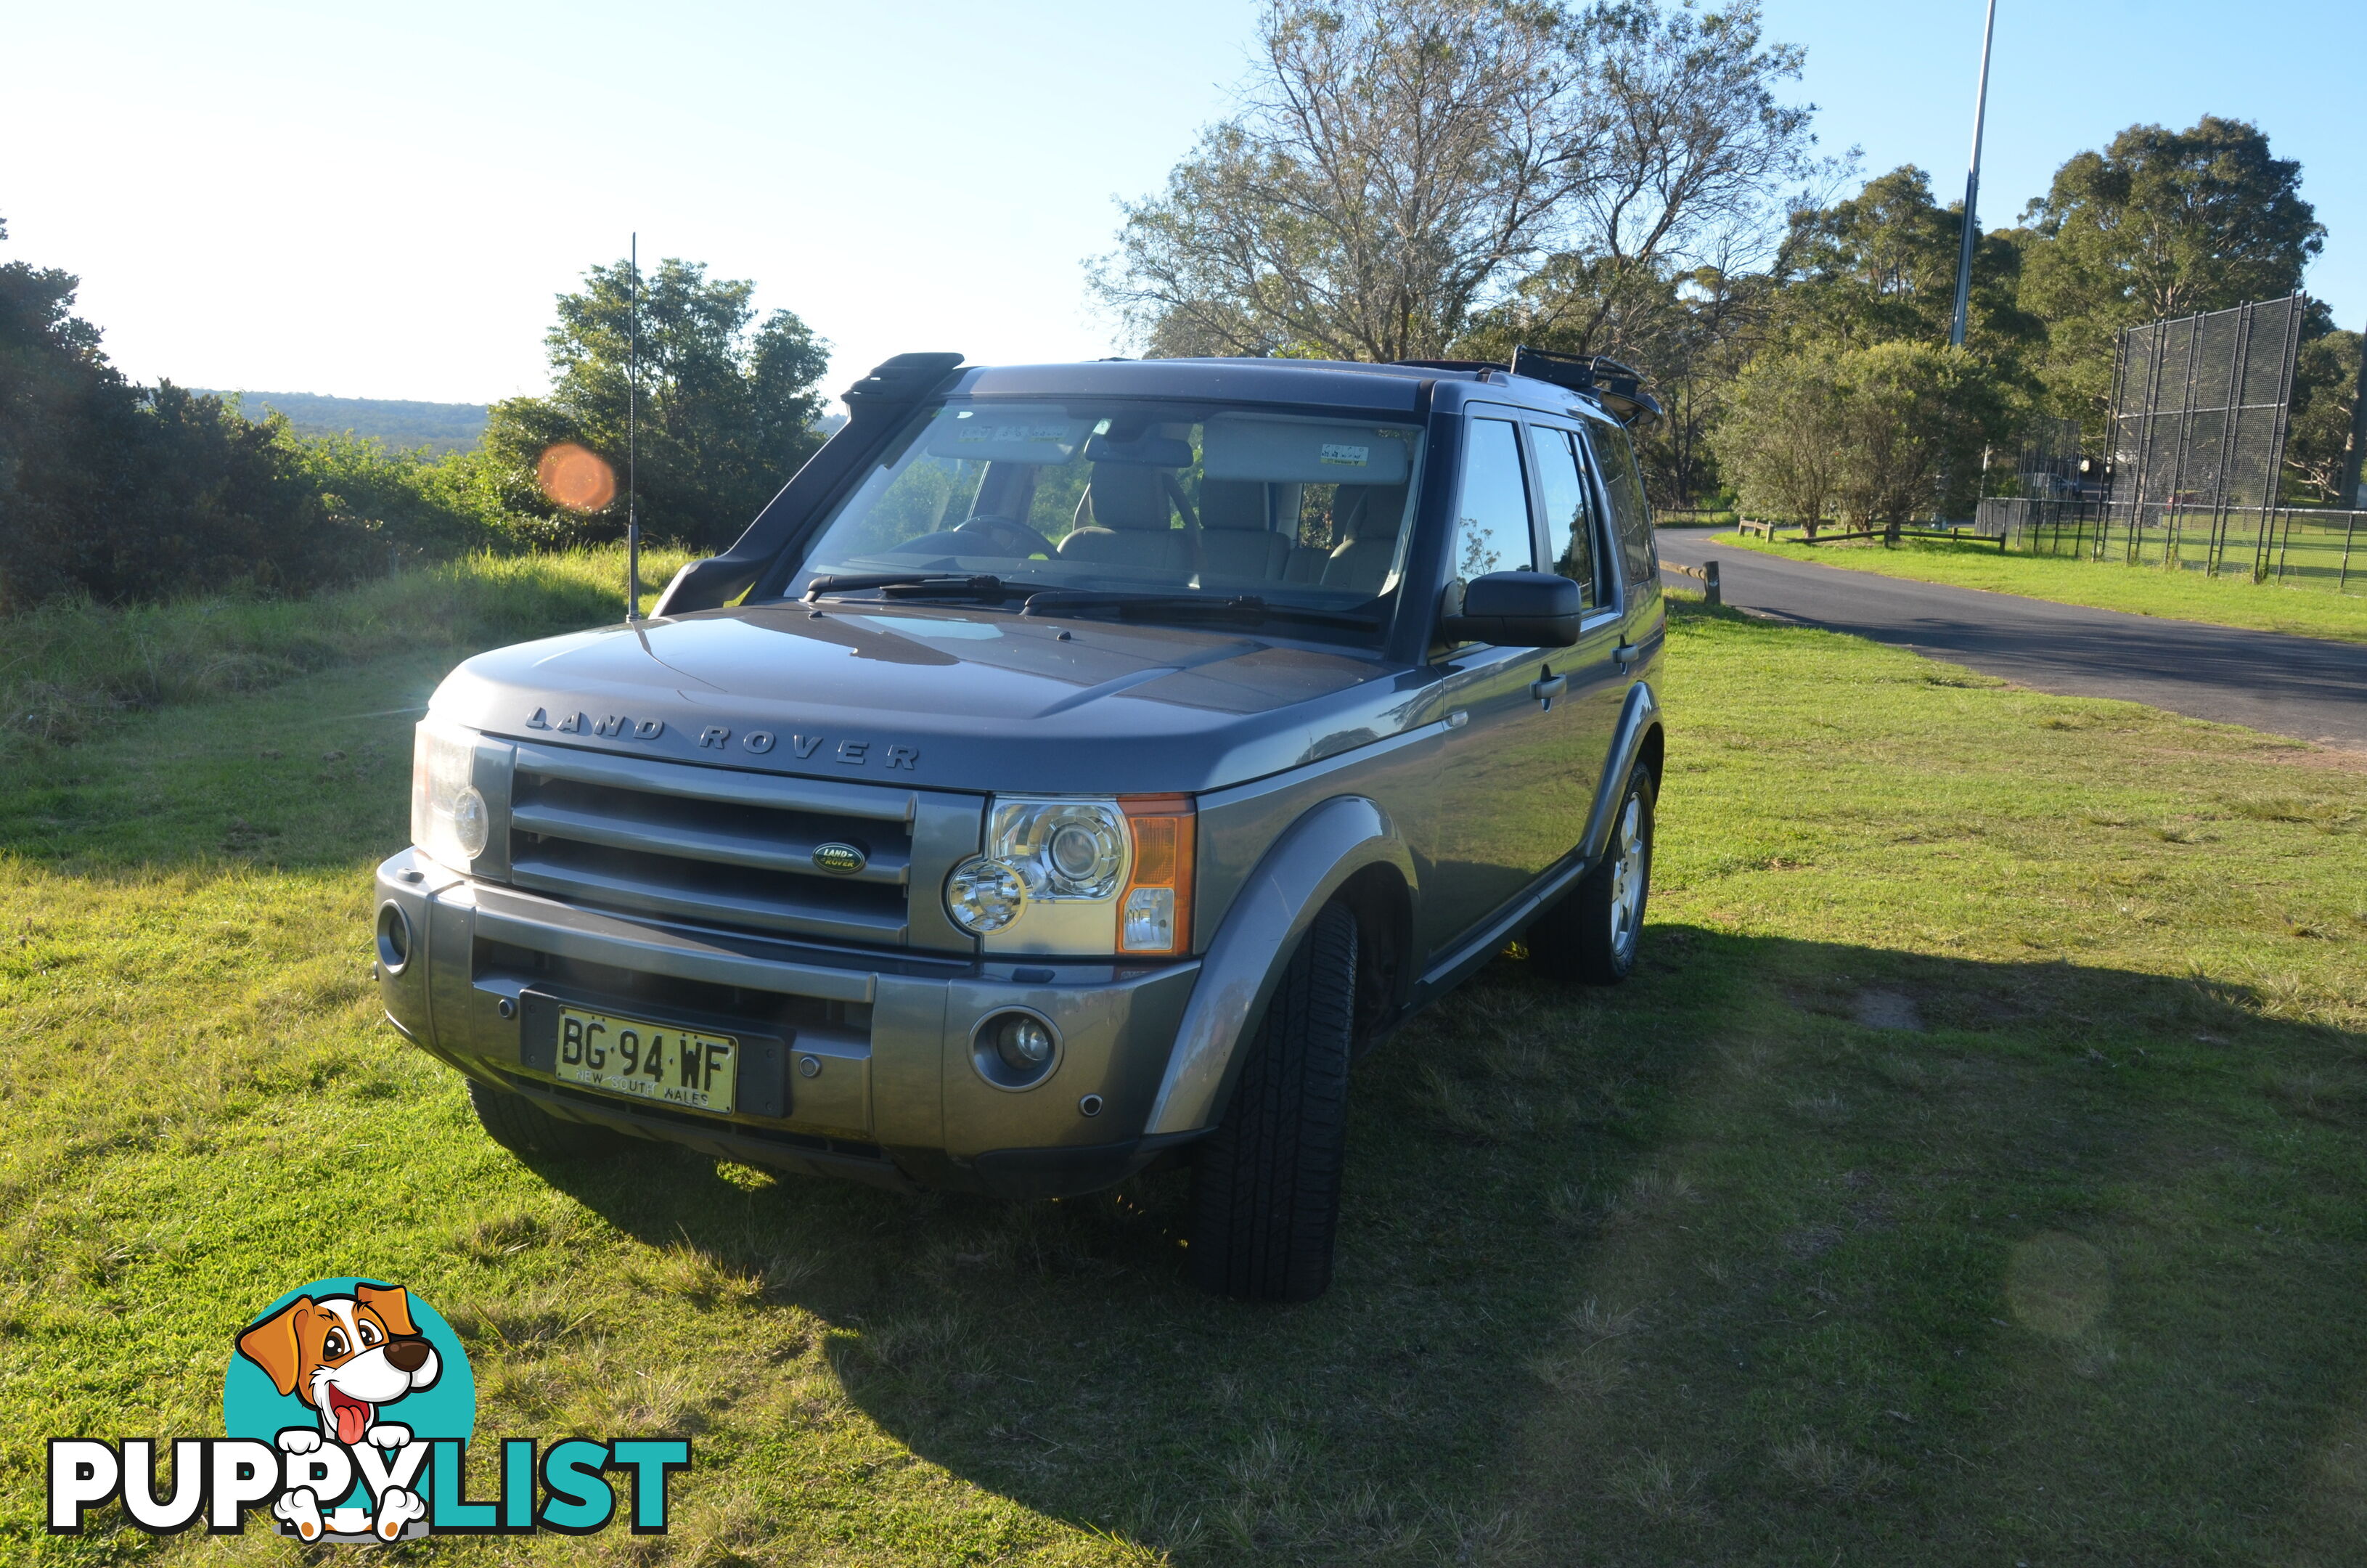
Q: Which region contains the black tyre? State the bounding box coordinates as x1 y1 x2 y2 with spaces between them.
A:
1529 761 1655 984
467 1077 623 1158
1187 901 1358 1302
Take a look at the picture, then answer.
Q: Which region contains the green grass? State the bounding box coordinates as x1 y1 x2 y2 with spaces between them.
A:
3 575 2365 1564
0 545 690 755
1715 531 2367 644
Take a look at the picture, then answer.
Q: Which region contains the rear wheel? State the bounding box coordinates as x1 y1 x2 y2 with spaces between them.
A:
1529 761 1654 984
1187 902 1358 1302
467 1077 624 1159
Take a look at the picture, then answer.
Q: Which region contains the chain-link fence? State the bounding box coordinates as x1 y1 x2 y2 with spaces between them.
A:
1968 295 2360 587
2095 295 2306 575
1975 497 2367 594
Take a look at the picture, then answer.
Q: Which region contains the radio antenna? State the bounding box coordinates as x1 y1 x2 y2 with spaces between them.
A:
626 232 641 622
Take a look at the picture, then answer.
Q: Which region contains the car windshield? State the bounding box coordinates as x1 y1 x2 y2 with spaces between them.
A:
779 399 1426 642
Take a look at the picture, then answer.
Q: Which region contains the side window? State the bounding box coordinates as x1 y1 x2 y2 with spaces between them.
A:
1452 417 1536 583
1589 422 1656 590
1528 425 1603 608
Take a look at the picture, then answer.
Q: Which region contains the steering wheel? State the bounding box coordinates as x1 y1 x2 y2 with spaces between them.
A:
952 514 1057 560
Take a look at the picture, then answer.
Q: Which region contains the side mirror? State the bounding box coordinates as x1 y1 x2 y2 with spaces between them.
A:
1440 571 1582 648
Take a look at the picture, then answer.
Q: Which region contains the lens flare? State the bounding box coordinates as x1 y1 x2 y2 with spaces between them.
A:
536 443 617 511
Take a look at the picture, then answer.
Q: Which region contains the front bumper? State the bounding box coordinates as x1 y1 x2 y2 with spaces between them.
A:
374 848 1203 1198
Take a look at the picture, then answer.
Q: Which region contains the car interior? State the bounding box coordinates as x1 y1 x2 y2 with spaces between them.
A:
812 404 1421 603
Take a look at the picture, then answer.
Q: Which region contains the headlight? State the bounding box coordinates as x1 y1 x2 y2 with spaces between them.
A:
946 856 1027 934
412 717 504 873
946 795 1195 956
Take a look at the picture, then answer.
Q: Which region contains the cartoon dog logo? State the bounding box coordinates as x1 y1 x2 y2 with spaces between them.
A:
234 1282 441 1541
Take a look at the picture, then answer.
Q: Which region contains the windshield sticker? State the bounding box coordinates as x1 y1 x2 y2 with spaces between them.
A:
950 422 1072 446
925 409 1090 464
1319 444 1370 467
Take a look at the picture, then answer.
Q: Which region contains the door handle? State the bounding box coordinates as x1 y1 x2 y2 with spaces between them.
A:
1614 643 1641 667
1530 674 1567 705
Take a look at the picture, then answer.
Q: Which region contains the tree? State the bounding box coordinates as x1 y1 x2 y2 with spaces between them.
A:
1713 343 1846 532
1714 340 2006 534
1770 166 2039 356
1477 0 1820 357
1831 342 2006 532
0 217 369 608
2284 327 2362 507
2018 118 2324 425
1096 0 1820 365
483 258 830 550
1099 0 1583 362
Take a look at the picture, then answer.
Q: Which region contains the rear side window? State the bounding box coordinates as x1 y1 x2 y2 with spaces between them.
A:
1452 417 1536 581
1528 425 1603 608
1589 422 1656 590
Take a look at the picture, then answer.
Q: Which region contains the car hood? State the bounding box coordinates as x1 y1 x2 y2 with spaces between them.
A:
430 603 1444 795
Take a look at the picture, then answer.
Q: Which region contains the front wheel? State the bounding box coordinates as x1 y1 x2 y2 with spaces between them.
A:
1187 902 1358 1302
1529 761 1655 984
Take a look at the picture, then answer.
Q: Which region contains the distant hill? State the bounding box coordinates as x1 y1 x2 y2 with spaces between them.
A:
194 390 490 455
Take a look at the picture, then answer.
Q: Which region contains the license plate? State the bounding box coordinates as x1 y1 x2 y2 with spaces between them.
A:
552 1006 737 1115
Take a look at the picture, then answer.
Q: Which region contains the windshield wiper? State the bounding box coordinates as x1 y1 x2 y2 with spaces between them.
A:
802 573 1054 603
1019 591 1380 632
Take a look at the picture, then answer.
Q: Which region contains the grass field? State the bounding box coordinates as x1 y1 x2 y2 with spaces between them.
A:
1715 531 2367 645
0 546 690 757
3 571 2365 1565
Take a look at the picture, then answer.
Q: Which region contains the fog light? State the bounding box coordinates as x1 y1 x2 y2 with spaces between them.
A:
995 1014 1054 1071
375 902 412 974
972 1009 1060 1090
451 785 490 859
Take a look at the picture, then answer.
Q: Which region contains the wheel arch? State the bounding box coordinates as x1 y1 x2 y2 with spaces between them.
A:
1581 681 1665 866
1142 796 1415 1137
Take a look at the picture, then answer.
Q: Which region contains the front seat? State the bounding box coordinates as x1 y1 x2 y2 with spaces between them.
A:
1320 484 1407 592
1057 467 1194 573
1198 480 1291 581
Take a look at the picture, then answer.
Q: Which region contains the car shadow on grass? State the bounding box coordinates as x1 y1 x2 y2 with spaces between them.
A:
507 926 2367 1566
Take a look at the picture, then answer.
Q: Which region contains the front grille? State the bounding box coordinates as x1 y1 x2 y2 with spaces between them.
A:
504 743 977 949
473 934 872 1037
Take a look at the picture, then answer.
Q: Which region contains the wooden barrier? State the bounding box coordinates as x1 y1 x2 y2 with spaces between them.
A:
1659 558 1720 605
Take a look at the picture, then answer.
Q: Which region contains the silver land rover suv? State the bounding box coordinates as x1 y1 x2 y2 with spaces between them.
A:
375 348 1667 1301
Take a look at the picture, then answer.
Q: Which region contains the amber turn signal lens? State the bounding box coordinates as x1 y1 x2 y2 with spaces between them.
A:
1116 795 1194 955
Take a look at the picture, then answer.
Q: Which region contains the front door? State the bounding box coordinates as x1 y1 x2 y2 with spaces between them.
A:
1417 412 1563 958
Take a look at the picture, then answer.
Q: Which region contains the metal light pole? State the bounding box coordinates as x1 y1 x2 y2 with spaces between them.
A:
1948 0 1999 350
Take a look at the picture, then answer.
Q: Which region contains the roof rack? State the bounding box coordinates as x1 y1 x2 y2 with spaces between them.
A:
1505 346 1662 425
1391 358 1507 375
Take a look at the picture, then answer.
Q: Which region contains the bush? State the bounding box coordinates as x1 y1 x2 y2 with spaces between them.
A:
1713 343 2010 532
1 229 396 608
278 430 507 562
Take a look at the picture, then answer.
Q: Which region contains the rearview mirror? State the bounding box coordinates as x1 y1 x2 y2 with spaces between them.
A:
1440 571 1582 648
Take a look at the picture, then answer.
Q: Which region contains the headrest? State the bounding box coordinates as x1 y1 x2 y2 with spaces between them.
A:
1198 479 1270 531
1084 432 1194 467
1333 484 1407 540
1084 465 1172 531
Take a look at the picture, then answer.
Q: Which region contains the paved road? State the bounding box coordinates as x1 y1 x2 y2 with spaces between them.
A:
1657 532 2367 751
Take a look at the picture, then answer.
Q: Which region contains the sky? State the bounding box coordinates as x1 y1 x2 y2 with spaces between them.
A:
4 0 2361 410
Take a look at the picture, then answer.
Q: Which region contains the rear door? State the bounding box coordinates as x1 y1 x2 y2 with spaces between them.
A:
1415 411 1562 957
1587 417 1665 700
1521 418 1628 868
